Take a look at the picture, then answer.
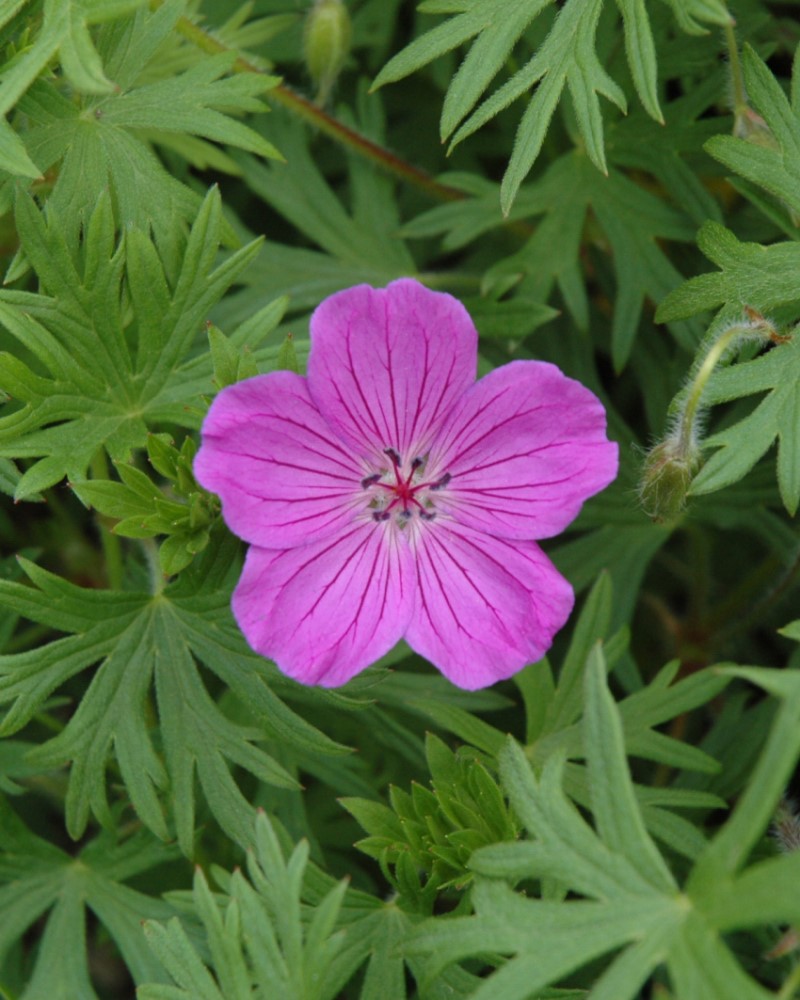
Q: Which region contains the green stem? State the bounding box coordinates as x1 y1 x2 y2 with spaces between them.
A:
141 537 165 596
90 450 124 590
678 321 761 455
724 20 747 116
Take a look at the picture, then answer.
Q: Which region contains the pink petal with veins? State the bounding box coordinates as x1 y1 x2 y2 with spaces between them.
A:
194 371 364 548
307 279 477 458
232 522 415 687
195 280 621 691
405 521 574 690
429 361 618 540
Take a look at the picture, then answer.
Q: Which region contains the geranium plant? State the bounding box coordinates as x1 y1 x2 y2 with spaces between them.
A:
2 1 800 997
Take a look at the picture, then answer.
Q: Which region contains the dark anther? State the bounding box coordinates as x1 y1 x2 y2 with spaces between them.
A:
411 456 424 470
430 472 451 491
399 509 412 520
372 510 391 522
361 473 381 489
383 447 401 464
420 510 436 521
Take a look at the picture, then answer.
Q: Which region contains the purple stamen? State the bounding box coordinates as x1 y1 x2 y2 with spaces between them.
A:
366 448 450 523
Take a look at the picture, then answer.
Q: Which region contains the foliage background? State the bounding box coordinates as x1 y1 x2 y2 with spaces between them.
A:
2 0 800 997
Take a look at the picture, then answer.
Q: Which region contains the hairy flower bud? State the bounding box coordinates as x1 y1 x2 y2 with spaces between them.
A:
303 0 351 106
640 307 786 523
639 437 700 524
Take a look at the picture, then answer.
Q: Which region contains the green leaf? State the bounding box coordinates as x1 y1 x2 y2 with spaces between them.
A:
465 0 625 211
662 0 732 34
0 536 346 855
0 117 41 178
438 2 551 142
0 189 261 498
0 799 176 998
689 666 800 890
0 0 147 160
228 109 415 311
343 734 517 908
705 46 800 222
140 812 350 1000
407 659 797 999
615 0 662 124
101 52 280 159
583 646 676 893
484 152 697 367
8 2 280 237
538 572 613 737
371 0 691 210
657 223 800 322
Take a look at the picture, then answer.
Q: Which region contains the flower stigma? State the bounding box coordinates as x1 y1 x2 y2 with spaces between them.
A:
362 447 452 526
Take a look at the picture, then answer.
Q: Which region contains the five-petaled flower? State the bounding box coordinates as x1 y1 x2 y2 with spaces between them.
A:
194 279 618 690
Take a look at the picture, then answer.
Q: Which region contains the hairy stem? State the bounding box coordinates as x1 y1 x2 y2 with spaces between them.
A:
724 20 747 116
141 537 165 596
678 311 780 455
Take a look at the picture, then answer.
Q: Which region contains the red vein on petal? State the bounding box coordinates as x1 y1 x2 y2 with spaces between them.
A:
415 530 480 642
346 319 392 439
383 297 402 450
430 529 520 647
224 452 357 484
443 407 551 469
422 348 461 446
240 408 358 467
303 535 385 680
329 381 381 450
406 331 431 447
299 523 390 626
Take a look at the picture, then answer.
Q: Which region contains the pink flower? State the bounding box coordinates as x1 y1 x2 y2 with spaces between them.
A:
194 279 618 690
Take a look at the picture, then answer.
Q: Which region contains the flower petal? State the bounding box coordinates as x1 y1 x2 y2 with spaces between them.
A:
405 522 574 690
307 279 477 458
232 522 414 687
429 360 618 540
194 371 364 548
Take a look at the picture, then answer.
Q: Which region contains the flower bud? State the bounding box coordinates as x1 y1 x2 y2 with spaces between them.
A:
303 0 351 106
639 437 700 524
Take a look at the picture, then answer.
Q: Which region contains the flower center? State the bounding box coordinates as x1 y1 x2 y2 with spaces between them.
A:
361 447 451 525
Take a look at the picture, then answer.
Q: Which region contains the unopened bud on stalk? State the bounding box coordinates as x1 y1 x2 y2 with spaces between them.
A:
640 307 784 523
304 0 351 106
639 436 700 523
